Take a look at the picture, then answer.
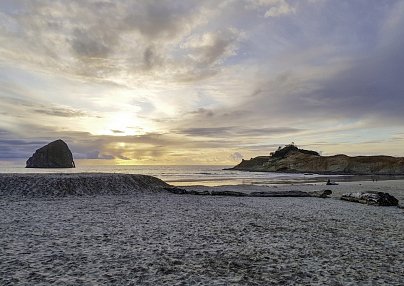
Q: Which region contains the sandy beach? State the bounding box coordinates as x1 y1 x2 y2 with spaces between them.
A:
0 174 403 285
183 179 404 203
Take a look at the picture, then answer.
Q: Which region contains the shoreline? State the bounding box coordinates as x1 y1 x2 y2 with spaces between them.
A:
3 167 404 187
167 173 404 187
0 172 403 204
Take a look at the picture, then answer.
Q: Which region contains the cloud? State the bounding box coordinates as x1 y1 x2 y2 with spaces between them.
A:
143 45 162 70
33 107 88 118
178 127 232 137
265 2 295 17
176 126 302 137
0 136 49 159
71 27 115 59
244 22 404 125
0 81 99 117
116 155 131 160
190 0 404 129
0 0 228 83
188 108 215 117
248 0 296 17
82 150 115 160
182 29 241 65
122 1 199 40
229 152 243 161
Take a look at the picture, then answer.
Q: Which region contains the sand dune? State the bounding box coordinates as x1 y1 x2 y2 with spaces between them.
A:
0 173 168 197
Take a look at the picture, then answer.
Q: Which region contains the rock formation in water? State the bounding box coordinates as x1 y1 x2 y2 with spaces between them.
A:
26 139 75 168
229 144 404 175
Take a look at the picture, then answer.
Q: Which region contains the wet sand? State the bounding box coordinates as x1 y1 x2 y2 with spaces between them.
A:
0 177 403 285
184 179 404 203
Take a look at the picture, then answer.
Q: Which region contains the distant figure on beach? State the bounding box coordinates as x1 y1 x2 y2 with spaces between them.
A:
326 179 338 186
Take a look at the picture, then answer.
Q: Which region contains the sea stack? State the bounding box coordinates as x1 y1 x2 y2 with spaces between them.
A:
26 139 75 168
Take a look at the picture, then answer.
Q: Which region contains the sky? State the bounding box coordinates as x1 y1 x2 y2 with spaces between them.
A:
0 0 404 165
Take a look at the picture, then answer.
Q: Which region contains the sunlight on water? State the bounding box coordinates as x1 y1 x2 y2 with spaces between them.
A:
0 162 337 186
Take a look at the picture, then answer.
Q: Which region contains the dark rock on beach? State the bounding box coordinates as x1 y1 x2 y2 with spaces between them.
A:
186 190 211 195
248 189 332 198
340 192 399 206
26 139 75 168
164 187 188 194
164 187 212 195
211 190 248 196
249 191 310 197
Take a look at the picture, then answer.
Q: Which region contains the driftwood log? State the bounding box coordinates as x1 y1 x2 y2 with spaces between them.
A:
340 192 399 206
164 187 332 198
308 189 332 198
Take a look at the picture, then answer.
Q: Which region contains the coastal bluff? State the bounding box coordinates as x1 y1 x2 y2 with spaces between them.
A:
0 174 169 197
229 145 404 175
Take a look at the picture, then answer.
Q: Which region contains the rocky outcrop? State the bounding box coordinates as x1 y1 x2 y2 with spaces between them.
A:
26 139 75 168
0 174 169 197
229 145 404 175
341 192 399 206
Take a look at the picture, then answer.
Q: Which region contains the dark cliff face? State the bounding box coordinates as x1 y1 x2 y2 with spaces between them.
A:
235 156 271 171
271 145 320 158
26 139 75 168
231 145 404 175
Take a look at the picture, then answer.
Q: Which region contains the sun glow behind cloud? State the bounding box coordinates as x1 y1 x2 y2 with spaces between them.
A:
1 0 404 164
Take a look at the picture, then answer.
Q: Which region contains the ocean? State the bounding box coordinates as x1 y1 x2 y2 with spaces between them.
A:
0 163 335 186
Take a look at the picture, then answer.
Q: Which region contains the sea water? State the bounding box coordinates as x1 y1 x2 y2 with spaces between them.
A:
0 162 334 186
